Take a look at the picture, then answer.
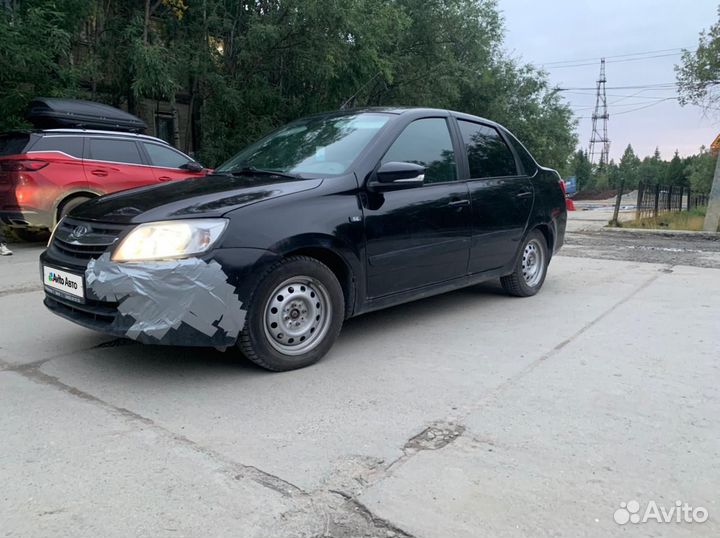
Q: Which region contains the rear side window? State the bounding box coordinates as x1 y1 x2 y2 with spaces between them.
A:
458 120 517 178
89 138 143 165
0 134 32 156
31 136 83 158
502 129 538 176
382 118 457 184
143 142 190 168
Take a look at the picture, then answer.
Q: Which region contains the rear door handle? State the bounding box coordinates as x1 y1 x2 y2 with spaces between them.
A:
90 169 108 177
158 176 172 182
448 199 470 207
516 191 533 198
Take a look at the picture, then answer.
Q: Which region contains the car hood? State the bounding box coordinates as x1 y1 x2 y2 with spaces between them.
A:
70 174 324 224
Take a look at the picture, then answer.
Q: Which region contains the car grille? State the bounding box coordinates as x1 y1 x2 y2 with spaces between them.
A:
50 217 130 261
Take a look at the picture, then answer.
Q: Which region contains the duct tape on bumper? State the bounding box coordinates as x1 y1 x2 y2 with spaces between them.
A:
85 253 246 345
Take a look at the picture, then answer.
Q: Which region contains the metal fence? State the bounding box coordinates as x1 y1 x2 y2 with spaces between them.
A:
635 181 709 220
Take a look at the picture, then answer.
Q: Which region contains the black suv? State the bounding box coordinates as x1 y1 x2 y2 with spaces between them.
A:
41 108 566 371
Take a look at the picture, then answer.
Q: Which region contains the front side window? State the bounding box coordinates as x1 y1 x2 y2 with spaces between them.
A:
381 118 457 184
89 139 143 165
458 120 517 179
217 113 391 177
143 142 190 168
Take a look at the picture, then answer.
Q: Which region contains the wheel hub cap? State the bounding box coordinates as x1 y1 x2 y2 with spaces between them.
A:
521 239 545 287
264 276 332 355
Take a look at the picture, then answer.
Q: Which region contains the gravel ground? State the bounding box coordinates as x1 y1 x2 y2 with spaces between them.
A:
562 229 720 268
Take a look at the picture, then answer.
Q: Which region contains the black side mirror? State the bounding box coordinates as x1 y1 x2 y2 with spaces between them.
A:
181 162 204 172
368 162 425 191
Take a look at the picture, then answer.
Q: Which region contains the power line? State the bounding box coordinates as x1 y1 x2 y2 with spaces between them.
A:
539 46 692 66
545 52 686 70
557 82 683 91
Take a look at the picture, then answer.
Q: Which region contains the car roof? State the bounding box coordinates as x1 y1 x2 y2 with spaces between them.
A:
299 106 501 128
35 129 169 145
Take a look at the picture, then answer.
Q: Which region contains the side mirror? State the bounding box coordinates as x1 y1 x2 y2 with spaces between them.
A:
181 161 204 172
369 162 425 191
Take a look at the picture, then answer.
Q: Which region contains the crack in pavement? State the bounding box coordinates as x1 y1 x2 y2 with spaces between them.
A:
1 358 417 537
0 284 43 298
449 270 662 423
336 271 665 496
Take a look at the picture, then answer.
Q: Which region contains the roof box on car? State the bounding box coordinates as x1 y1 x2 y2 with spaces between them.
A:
26 98 147 133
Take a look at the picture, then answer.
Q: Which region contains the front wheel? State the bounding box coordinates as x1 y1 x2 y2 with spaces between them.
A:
238 256 345 371
500 230 549 297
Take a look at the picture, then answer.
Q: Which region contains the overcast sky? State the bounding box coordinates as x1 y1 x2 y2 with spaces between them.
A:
500 0 719 161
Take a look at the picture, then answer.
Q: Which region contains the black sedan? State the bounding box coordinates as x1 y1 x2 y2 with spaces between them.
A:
40 107 567 371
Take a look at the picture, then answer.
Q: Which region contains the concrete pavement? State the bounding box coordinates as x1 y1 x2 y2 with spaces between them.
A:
1 244 718 537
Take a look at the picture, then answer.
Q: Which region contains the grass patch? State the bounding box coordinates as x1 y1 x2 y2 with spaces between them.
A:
619 207 707 231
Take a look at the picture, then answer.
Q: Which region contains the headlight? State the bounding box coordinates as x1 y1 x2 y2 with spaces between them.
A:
112 219 228 262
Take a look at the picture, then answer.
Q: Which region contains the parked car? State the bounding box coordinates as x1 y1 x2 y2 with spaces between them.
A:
41 107 567 371
0 129 208 240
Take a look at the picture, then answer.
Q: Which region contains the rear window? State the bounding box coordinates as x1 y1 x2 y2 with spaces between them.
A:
0 134 32 156
30 136 84 158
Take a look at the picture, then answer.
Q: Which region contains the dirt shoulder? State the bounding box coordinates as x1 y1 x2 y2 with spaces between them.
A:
561 229 720 268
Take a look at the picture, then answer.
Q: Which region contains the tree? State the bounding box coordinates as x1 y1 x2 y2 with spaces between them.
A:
618 144 640 189
676 7 720 111
685 147 715 194
0 0 578 168
664 150 688 186
569 150 593 191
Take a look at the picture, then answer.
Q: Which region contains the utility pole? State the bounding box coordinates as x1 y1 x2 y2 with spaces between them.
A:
589 58 610 167
704 154 720 232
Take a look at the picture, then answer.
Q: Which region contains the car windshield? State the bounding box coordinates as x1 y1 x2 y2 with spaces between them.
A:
216 113 391 177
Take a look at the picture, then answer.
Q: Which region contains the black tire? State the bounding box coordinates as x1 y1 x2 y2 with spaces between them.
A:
58 196 93 221
238 256 345 371
500 229 549 297
13 228 50 243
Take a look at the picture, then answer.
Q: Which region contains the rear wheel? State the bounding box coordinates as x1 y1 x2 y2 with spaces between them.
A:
500 230 549 297
238 256 344 371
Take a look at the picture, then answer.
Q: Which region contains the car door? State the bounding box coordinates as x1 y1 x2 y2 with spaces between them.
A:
456 119 533 274
363 117 471 298
141 141 205 182
84 137 156 194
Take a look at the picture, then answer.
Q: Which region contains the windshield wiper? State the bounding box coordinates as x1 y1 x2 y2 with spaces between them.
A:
224 166 301 180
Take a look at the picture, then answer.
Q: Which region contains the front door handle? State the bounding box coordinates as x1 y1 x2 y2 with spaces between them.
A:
158 176 172 182
90 169 108 177
516 191 533 198
448 199 470 207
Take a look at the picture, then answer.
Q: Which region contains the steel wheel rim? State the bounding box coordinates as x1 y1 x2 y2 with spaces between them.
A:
263 276 332 356
522 239 545 287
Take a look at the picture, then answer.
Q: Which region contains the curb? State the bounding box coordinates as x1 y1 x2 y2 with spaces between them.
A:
574 227 720 240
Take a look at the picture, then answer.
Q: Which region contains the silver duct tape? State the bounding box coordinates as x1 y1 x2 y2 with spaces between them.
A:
85 253 246 340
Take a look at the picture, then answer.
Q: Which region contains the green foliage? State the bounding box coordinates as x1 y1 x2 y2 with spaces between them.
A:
664 150 688 187
568 150 592 191
0 0 578 168
676 7 720 110
685 147 716 194
618 144 640 189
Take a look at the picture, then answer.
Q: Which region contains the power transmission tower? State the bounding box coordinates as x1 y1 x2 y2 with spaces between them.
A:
589 58 610 166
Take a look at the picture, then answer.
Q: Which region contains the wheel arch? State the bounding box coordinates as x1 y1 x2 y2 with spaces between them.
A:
533 222 555 257
53 189 103 226
273 235 360 319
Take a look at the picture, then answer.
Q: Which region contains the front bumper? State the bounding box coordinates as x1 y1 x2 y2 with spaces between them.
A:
41 247 279 347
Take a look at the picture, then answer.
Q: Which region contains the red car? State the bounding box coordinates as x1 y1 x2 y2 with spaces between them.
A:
0 129 207 239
